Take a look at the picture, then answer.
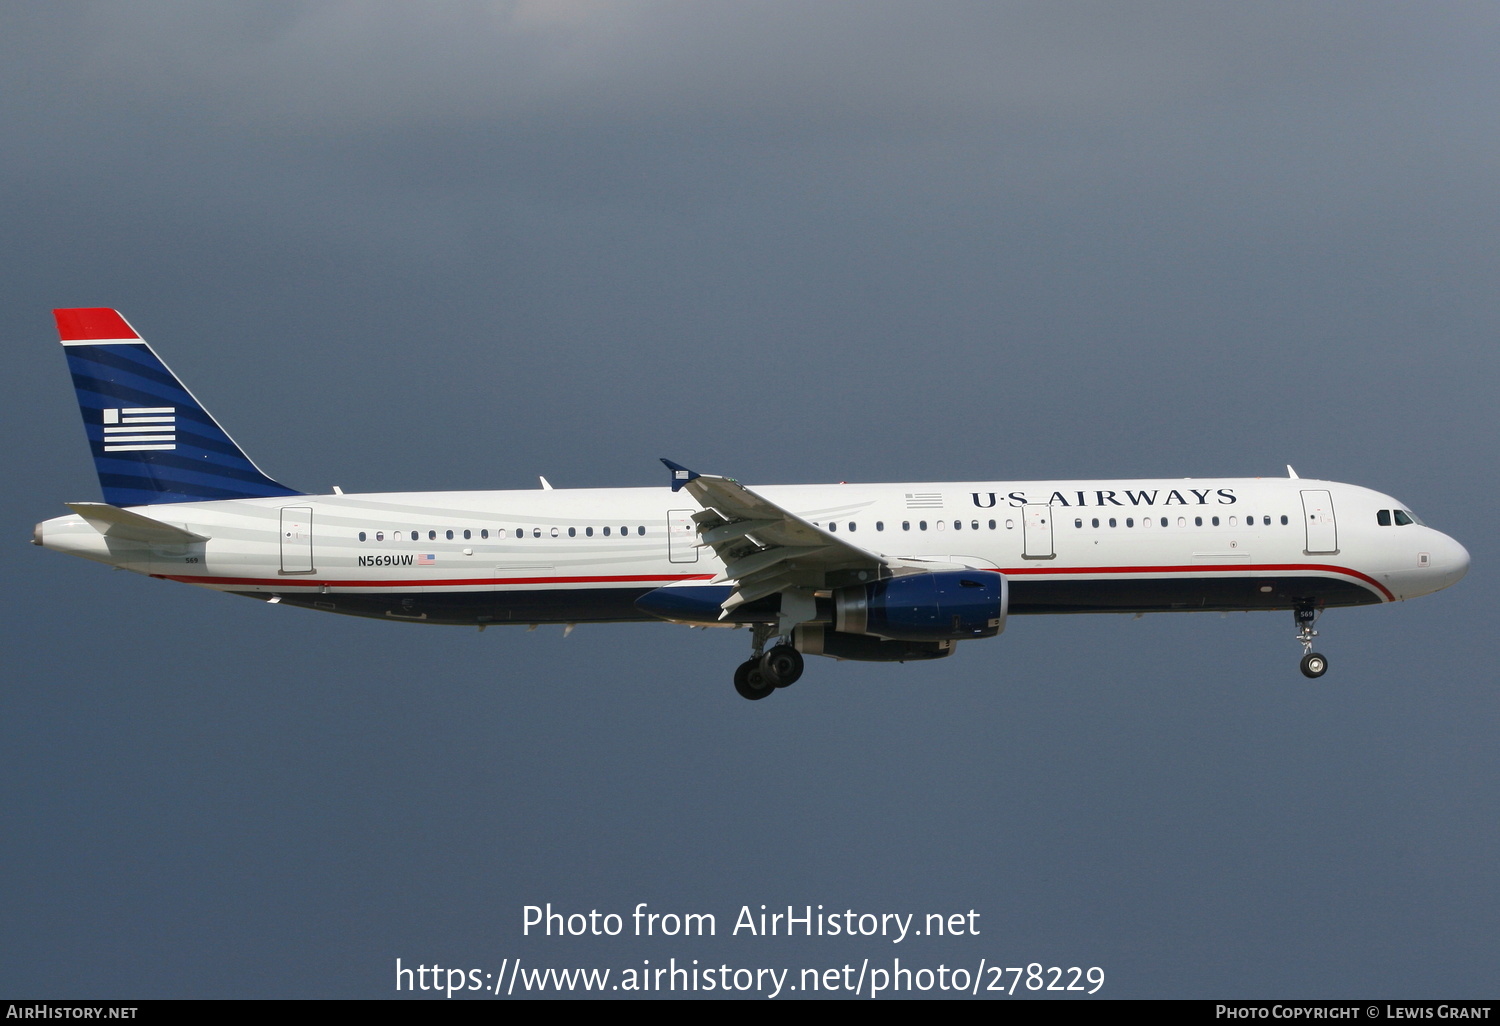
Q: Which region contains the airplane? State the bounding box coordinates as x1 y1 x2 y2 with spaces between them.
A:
33 308 1470 700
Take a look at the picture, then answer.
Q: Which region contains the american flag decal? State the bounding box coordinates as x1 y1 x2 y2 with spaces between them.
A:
102 407 176 452
418 553 436 565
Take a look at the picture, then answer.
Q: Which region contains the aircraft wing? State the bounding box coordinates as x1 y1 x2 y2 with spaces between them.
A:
661 460 888 624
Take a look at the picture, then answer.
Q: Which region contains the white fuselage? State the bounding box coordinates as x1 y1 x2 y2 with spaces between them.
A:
36 475 1470 626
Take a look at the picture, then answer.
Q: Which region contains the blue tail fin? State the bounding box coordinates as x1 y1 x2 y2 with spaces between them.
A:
56 308 303 506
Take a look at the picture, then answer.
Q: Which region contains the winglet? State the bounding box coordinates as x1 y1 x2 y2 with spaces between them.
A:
1287 465 1300 479
661 458 700 492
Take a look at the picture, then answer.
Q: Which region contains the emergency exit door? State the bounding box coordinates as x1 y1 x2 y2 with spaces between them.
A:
1022 503 1055 559
667 509 699 563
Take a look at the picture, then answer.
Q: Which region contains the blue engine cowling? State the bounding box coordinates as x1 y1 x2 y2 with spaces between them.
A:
834 570 1006 642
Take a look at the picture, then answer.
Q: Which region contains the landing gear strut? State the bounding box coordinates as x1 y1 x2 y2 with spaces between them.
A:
1294 604 1328 679
732 624 804 700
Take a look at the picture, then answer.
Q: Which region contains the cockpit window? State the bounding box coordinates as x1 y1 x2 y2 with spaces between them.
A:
1377 510 1392 527
1393 509 1415 526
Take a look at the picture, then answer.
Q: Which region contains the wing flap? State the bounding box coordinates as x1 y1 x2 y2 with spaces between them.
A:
661 460 888 622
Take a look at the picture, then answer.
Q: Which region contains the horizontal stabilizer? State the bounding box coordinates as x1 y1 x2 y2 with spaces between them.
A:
66 502 209 544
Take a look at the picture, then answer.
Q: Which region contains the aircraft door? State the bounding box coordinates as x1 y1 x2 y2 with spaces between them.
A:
1022 503 1055 559
1300 490 1338 554
667 509 699 564
280 506 315 574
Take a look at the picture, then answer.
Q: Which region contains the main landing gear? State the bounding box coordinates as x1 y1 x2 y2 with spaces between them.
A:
733 623 805 700
1294 603 1329 679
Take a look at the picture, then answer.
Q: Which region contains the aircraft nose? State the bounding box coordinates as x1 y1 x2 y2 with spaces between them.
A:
1429 532 1470 591
1441 534 1471 588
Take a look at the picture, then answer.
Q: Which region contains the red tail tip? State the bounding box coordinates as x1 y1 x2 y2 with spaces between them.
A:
54 308 139 341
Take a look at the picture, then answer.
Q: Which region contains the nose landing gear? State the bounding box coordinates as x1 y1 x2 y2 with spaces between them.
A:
733 624 806 700
1294 604 1329 679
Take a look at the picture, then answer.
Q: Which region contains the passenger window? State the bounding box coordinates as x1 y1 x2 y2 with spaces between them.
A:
1074 518 1083 529
849 522 857 532
446 530 454 540
1005 519 1014 530
1177 517 1185 528
376 531 384 541
498 528 507 539
1126 518 1134 528
464 530 471 540
1227 517 1236 527
1281 515 1288 525
876 521 885 531
971 520 979 531
586 527 593 537
919 521 928 531
551 528 559 537
1194 517 1203 527
902 521 910 531
603 527 611 536
638 526 646 535
481 529 488 539
1160 517 1168 527
1212 516 1220 526
988 520 996 530
358 531 366 542
1108 518 1117 528
428 530 437 540
936 520 946 531
829 522 837 532
568 527 576 537
1091 518 1099 528
533 528 541 538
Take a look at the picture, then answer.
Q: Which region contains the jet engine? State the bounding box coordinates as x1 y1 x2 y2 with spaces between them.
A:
832 570 1007 642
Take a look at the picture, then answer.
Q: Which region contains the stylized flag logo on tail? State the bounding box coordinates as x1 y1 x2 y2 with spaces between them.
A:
102 407 177 452
55 308 303 505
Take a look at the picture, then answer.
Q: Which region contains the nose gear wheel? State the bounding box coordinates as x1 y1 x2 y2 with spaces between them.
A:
1293 604 1329 679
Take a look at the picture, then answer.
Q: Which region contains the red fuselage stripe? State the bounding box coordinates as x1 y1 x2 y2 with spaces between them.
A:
154 563 1393 601
996 562 1393 601
154 572 719 588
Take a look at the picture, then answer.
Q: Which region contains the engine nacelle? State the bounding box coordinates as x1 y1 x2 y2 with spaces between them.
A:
833 570 1006 642
793 625 955 662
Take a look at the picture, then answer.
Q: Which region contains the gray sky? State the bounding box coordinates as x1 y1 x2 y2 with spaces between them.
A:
2 1 1496 998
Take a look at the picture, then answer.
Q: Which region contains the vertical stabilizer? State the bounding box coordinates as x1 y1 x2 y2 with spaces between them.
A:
55 308 303 505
